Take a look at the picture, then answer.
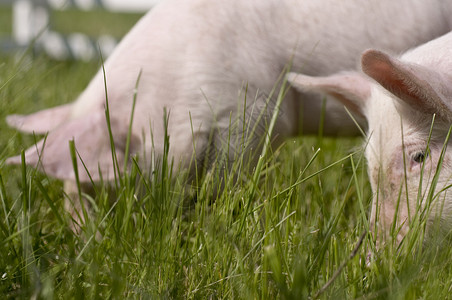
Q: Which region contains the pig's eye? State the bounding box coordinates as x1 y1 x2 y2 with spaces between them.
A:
412 150 428 163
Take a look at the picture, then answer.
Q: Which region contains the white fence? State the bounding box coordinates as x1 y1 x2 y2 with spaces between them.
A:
11 0 160 60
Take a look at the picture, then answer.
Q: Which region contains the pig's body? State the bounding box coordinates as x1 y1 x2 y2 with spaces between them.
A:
7 0 452 182
288 32 452 243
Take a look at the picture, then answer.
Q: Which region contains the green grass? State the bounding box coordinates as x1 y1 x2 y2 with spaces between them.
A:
2 9 452 300
0 5 12 37
51 10 143 38
1 53 452 300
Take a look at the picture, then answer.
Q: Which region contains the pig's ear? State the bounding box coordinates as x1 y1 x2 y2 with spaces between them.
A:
6 111 141 182
286 72 371 118
7 103 73 134
362 49 452 121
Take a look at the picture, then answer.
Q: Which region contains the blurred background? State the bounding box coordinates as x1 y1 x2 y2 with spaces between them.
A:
0 0 162 60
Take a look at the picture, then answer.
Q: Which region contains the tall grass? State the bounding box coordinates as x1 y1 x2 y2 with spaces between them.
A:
3 53 452 299
2 12 452 300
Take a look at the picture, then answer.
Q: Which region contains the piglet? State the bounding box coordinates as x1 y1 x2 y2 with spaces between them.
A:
6 0 452 189
288 31 452 244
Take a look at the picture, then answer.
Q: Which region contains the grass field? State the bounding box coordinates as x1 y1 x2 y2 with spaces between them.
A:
1 7 452 300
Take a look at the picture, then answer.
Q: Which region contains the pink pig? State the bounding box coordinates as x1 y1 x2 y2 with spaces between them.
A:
7 0 452 185
288 31 452 244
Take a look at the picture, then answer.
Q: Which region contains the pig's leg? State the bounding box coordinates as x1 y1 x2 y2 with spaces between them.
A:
63 180 96 234
193 87 292 197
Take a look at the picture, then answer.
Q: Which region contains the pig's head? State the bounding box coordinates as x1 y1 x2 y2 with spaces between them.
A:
287 44 452 244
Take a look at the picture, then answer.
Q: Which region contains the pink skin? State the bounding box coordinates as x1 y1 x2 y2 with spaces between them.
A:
288 31 452 244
